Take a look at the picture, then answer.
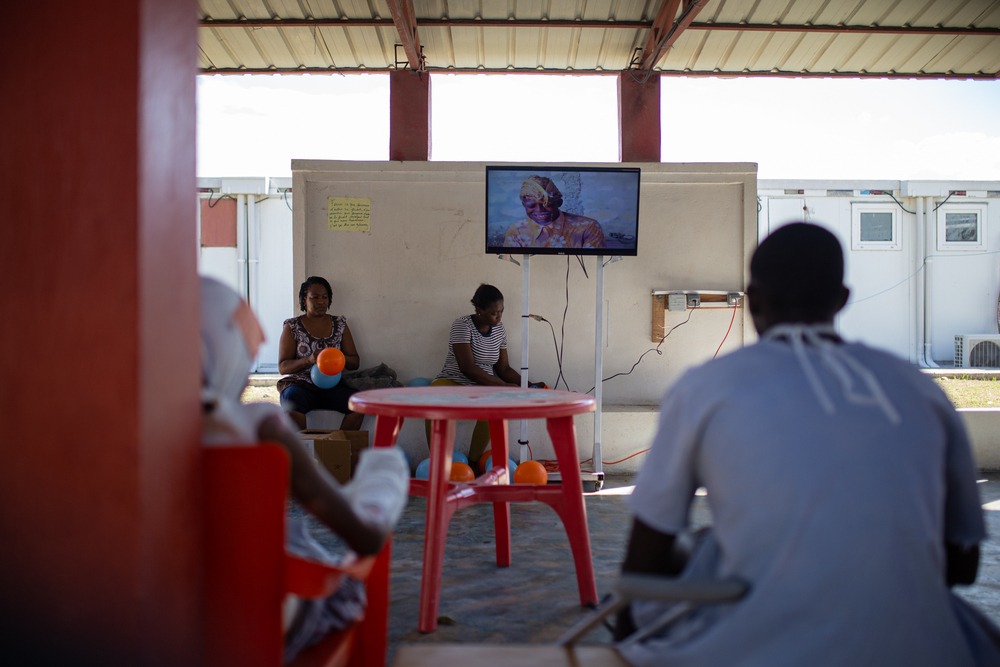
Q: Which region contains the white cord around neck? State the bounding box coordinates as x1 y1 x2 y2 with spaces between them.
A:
763 324 901 425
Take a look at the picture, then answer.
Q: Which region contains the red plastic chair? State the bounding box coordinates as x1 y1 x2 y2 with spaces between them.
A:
203 443 390 667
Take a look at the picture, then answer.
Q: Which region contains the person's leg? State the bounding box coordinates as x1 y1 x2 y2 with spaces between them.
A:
425 378 457 445
315 384 364 430
340 412 364 430
279 385 317 430
468 421 491 471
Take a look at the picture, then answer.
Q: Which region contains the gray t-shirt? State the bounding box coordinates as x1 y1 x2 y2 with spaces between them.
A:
624 337 987 667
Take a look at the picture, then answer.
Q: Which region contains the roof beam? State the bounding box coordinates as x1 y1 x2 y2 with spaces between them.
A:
197 65 998 80
639 0 682 71
197 17 1000 37
691 22 1000 36
385 0 424 71
637 0 709 72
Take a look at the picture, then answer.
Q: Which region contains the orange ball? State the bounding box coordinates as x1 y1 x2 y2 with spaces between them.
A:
449 461 475 482
317 347 346 375
477 449 492 473
513 460 548 485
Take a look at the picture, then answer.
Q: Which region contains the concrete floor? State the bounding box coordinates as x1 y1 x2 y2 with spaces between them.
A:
299 470 1000 664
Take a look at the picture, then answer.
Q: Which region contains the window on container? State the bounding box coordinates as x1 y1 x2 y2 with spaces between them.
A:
937 204 987 251
851 203 900 250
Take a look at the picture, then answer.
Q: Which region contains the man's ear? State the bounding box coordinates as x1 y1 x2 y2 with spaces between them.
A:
745 284 771 335
746 284 768 316
834 286 850 314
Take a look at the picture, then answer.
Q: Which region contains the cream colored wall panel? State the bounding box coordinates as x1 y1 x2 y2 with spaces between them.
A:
291 161 756 406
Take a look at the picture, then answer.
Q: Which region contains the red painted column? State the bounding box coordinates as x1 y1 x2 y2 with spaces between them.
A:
390 70 432 161
0 2 201 665
618 71 662 162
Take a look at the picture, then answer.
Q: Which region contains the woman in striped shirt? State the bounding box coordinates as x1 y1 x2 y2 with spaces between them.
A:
432 284 522 467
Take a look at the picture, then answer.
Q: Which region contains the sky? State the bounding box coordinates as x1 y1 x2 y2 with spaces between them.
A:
197 73 1000 182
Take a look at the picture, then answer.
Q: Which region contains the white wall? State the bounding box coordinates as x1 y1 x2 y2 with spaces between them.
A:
249 184 295 372
291 161 758 470
760 180 1000 365
197 178 295 372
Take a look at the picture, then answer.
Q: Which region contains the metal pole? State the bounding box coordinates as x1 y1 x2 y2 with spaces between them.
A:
593 255 604 475
520 254 530 462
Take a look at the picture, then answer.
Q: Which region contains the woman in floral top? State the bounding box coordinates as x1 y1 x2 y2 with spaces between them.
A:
277 276 362 430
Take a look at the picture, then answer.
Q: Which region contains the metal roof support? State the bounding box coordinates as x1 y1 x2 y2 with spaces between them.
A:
637 0 709 72
389 70 431 161
618 72 661 162
198 17 1000 39
386 0 425 72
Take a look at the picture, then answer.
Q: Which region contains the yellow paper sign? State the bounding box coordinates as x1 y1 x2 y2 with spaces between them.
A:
327 197 371 232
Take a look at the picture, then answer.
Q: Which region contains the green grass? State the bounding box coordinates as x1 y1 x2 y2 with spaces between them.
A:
243 378 1000 409
935 376 1000 409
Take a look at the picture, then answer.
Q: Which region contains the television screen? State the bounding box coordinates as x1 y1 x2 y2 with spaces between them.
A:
485 165 641 256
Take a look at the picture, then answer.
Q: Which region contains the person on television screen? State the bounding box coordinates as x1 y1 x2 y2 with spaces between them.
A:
502 175 605 249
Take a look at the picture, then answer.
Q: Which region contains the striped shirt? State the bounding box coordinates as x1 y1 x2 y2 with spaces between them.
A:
436 315 507 385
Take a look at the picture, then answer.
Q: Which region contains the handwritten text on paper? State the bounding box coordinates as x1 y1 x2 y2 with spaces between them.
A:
327 197 371 232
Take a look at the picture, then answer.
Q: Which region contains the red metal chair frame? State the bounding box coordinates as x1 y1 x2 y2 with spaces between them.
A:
203 444 390 667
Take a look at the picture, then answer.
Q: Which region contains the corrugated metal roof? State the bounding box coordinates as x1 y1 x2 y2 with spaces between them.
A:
199 0 1000 79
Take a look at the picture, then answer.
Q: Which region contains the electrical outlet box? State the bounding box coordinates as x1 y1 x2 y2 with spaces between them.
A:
667 293 687 312
686 294 701 308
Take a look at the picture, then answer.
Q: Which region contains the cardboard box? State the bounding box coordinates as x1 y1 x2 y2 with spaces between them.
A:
299 429 369 485
300 429 350 483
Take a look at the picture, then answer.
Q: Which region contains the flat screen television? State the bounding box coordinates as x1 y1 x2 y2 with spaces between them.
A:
485 165 641 256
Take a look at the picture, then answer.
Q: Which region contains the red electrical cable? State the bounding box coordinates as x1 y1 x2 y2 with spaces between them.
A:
713 304 738 359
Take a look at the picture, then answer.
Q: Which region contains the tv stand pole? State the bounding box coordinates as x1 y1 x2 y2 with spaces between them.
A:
586 256 611 492
519 254 530 464
508 252 608 492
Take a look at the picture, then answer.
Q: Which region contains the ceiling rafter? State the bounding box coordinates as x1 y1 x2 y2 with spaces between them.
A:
637 0 710 72
385 0 424 71
197 65 998 79
197 17 1000 38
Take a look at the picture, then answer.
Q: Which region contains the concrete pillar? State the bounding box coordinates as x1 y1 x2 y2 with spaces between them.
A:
618 72 662 162
390 70 432 161
0 2 202 664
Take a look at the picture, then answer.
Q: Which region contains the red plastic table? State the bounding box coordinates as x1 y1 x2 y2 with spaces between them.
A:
349 386 599 633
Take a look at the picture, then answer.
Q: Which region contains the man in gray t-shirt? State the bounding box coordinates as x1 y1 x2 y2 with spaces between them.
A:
618 223 994 666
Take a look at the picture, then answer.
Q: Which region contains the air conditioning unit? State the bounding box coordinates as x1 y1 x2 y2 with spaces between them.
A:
954 334 1000 368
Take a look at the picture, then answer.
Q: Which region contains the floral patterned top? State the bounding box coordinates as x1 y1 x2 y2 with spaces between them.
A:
276 315 347 392
502 211 605 249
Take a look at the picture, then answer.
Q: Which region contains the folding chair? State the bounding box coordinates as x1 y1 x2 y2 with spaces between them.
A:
390 573 748 667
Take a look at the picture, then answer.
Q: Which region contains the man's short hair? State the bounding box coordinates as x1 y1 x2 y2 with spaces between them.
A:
750 223 845 320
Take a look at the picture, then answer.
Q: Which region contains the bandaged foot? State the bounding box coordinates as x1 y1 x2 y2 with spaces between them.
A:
344 447 410 535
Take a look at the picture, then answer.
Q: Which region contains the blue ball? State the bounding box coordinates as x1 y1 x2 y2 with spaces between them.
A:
485 457 518 474
452 451 469 466
311 365 341 389
407 376 432 387
415 458 431 480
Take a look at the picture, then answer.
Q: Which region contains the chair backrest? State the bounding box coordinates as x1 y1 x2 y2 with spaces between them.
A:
203 444 289 667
